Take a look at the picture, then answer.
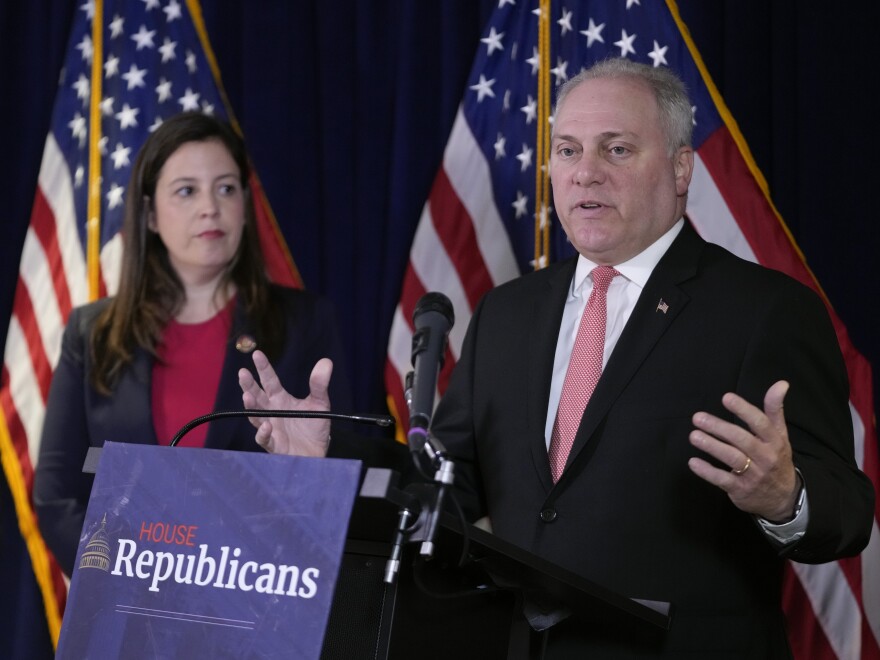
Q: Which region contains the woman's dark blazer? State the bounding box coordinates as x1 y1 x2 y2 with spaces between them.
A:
34 285 352 576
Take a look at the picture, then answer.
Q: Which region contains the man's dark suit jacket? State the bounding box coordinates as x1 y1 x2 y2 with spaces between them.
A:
431 222 874 659
34 285 353 577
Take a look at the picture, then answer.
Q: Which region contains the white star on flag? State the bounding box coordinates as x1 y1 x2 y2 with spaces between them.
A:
115 103 140 129
122 63 147 90
516 143 533 171
580 18 605 47
481 27 505 55
178 87 200 111
614 29 637 57
521 95 537 124
131 24 156 50
159 38 177 63
470 74 496 102
648 41 668 67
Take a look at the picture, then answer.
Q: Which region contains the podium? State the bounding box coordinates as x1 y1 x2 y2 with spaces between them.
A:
74 446 671 659
323 468 672 660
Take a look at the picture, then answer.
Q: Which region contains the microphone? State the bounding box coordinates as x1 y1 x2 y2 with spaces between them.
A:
408 292 454 432
404 292 456 562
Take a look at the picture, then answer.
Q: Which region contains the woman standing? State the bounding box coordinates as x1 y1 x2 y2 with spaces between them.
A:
34 112 351 576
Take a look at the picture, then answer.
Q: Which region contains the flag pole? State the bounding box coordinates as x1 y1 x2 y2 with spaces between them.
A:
86 0 104 302
534 0 551 271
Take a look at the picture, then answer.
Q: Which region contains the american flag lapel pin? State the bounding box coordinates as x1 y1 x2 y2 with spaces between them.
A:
656 299 669 314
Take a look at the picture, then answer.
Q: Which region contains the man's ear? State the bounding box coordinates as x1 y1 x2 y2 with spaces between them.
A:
674 147 694 195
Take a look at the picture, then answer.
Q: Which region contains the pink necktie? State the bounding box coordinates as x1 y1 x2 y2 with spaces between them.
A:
548 266 619 483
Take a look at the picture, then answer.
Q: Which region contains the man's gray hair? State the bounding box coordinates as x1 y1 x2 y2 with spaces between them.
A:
553 58 694 155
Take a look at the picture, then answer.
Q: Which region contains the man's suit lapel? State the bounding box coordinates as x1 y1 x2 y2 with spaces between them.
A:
558 223 704 484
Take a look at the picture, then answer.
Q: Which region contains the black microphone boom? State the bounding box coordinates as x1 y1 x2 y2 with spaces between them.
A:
82 409 394 474
408 292 454 432
169 409 394 447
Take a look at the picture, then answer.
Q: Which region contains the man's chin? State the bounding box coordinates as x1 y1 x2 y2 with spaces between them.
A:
567 231 618 263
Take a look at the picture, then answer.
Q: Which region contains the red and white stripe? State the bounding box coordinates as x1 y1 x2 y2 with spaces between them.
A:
385 107 519 425
692 126 880 660
4 134 87 481
0 131 91 631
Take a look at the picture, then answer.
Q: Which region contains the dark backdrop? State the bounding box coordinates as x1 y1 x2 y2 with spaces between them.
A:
1 1 878 657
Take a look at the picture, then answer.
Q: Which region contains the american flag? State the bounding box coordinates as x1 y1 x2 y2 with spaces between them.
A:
384 1 880 658
0 0 299 647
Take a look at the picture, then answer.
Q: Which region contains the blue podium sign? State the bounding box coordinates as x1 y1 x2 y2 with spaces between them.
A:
56 442 362 659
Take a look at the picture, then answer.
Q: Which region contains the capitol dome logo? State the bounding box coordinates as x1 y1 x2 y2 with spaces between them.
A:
78 513 112 572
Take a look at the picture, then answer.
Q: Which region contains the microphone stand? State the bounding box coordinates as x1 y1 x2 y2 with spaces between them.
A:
382 425 454 585
406 426 455 557
381 368 457 585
